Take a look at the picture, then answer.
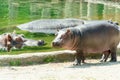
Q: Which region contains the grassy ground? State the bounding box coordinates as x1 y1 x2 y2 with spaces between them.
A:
0 20 61 55
0 0 62 54
0 4 61 55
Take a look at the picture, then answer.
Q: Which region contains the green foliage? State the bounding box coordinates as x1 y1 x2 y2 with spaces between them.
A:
0 26 62 55
43 56 56 63
9 60 22 66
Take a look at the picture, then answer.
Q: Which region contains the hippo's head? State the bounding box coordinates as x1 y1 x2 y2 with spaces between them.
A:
14 36 26 49
37 40 45 46
10 31 26 49
52 29 74 49
5 34 14 52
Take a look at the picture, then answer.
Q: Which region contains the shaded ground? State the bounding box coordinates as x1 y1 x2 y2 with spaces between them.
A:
0 57 120 80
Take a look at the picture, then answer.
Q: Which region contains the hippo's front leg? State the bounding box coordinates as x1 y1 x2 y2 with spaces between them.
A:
74 50 85 65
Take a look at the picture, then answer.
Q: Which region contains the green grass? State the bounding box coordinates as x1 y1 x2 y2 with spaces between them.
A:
43 56 56 63
9 60 22 66
0 1 64 55
0 28 61 55
0 20 60 55
0 0 118 55
0 1 58 55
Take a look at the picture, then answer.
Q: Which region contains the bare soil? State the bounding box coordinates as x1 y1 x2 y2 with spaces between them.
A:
0 57 120 80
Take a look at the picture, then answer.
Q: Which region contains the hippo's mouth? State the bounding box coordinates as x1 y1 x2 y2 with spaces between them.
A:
52 42 62 48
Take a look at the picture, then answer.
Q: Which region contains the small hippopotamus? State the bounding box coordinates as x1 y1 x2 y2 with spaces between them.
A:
11 31 45 48
13 35 26 49
11 31 26 49
0 32 26 52
24 39 45 46
52 21 120 65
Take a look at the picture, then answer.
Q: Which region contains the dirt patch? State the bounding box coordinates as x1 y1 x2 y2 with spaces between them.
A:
0 57 120 80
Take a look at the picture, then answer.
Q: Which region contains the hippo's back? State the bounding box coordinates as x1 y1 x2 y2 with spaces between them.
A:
74 22 120 53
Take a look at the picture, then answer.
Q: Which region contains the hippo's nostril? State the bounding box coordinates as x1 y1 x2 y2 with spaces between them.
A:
52 42 60 47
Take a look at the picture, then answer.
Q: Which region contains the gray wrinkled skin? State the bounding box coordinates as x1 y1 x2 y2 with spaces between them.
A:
52 21 120 65
17 19 85 34
17 19 114 34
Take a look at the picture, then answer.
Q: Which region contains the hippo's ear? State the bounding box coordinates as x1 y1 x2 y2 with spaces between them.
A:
7 34 13 41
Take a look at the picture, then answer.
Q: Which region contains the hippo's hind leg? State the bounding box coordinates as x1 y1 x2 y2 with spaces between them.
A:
110 47 117 62
74 50 85 65
100 50 111 62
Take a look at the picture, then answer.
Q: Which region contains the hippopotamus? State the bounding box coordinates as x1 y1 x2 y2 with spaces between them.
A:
24 39 45 46
13 35 26 49
0 32 26 52
52 21 120 65
17 18 85 34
